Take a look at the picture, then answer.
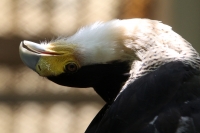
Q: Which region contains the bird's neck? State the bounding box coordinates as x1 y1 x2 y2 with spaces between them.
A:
92 61 131 103
120 20 200 90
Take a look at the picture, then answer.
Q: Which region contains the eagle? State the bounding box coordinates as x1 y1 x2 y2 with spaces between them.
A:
19 18 200 133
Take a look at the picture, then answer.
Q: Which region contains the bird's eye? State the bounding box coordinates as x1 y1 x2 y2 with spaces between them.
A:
64 62 78 73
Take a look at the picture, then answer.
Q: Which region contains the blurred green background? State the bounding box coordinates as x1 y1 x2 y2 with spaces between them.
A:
0 0 199 133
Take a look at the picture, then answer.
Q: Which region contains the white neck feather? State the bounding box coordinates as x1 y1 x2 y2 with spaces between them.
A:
65 18 200 72
65 20 138 66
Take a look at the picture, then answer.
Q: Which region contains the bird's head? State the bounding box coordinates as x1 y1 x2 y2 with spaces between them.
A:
19 20 140 93
19 40 81 77
20 18 198 102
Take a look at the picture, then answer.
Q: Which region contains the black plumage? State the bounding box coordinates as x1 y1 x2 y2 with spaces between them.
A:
86 61 200 133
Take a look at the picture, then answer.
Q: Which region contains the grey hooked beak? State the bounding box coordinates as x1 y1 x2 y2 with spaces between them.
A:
19 40 42 71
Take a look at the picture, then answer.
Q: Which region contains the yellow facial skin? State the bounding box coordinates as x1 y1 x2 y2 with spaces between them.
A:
35 42 80 77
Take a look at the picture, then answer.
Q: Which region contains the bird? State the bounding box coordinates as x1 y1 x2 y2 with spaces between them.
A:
19 18 200 133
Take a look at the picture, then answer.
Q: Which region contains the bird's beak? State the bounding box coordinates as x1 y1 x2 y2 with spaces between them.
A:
19 40 58 72
19 41 64 72
19 41 42 71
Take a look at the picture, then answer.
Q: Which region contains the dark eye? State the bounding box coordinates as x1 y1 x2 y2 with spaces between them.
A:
64 62 78 73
